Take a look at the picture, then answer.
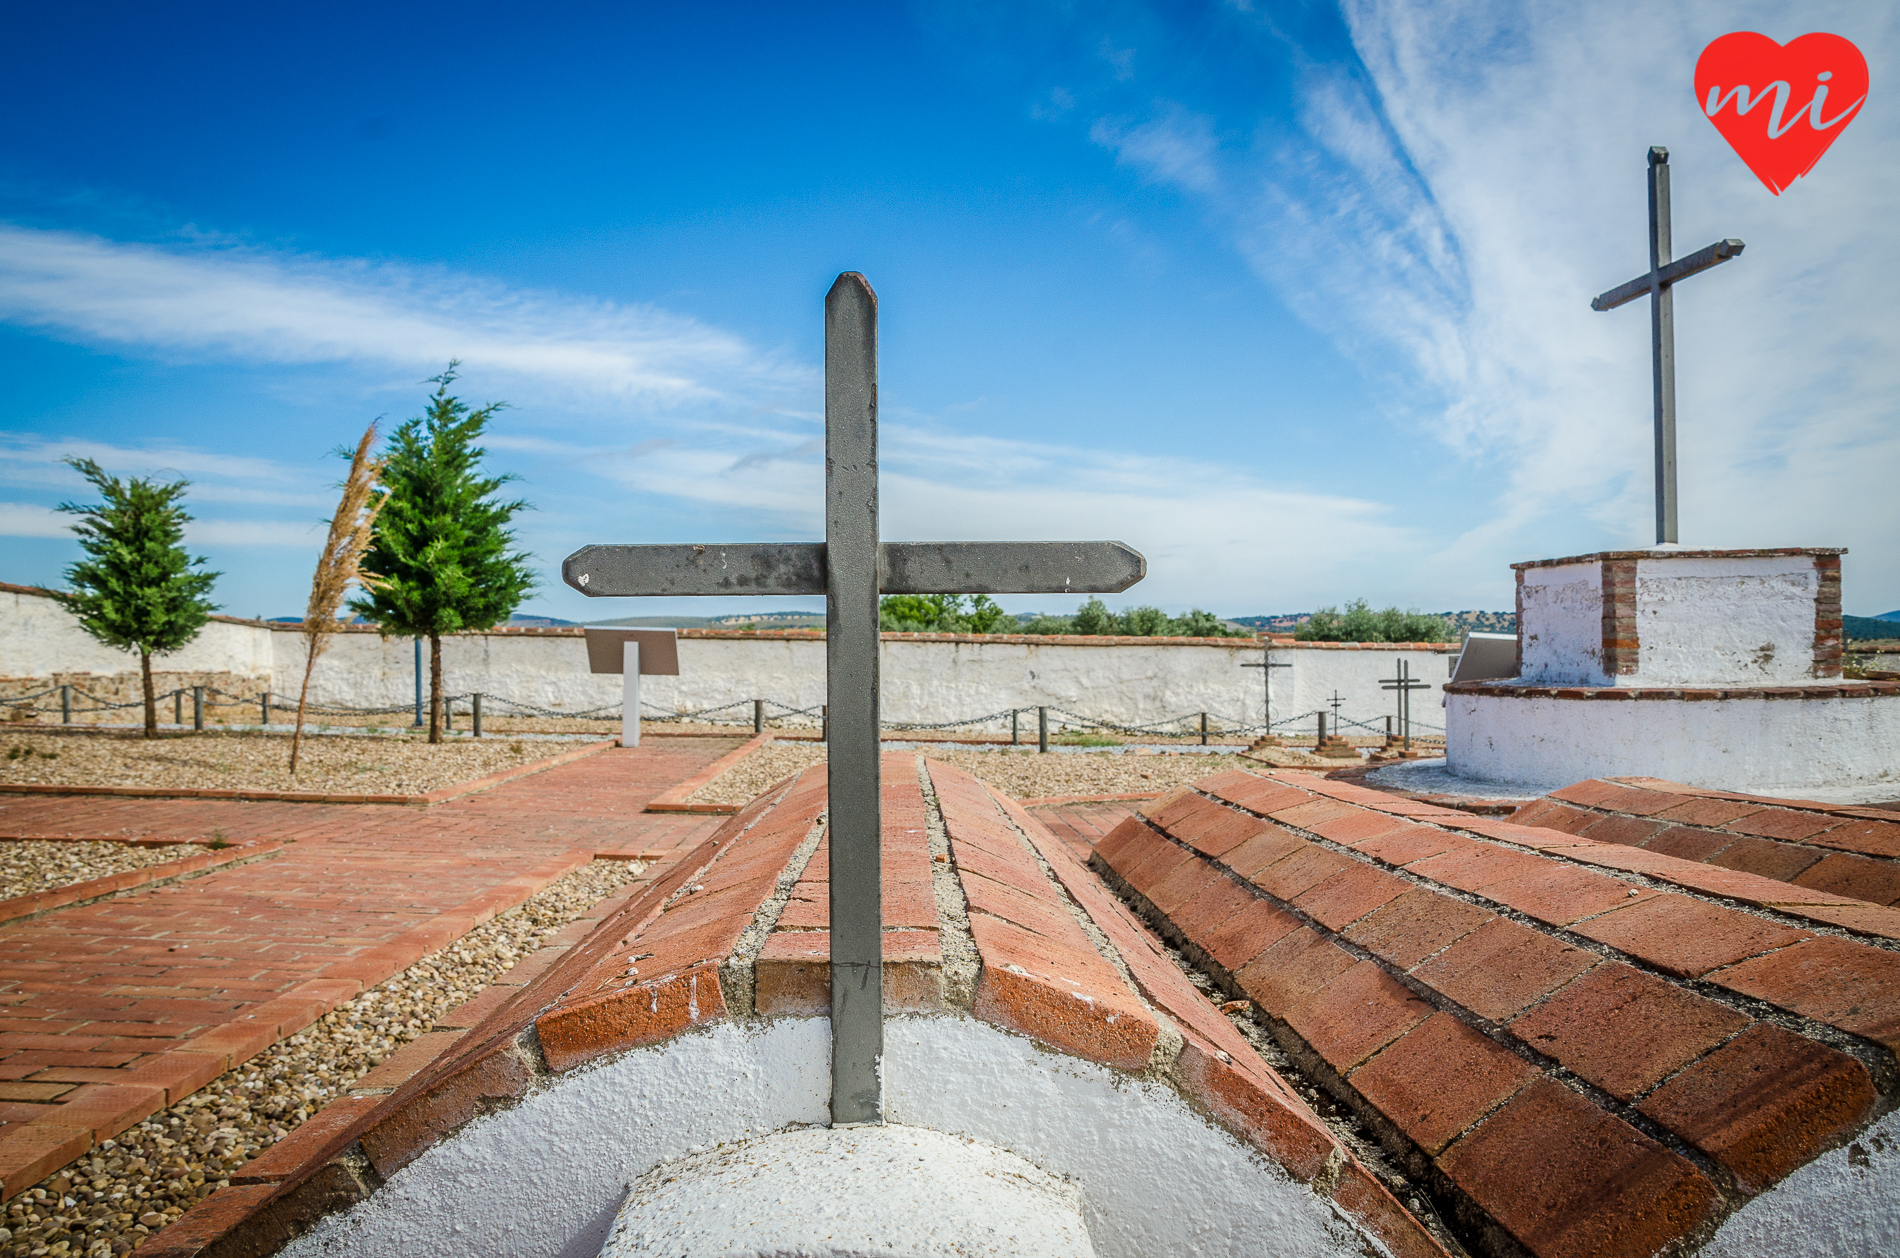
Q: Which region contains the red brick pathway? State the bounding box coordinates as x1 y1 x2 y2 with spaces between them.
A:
0 738 737 1190
1028 801 1138 862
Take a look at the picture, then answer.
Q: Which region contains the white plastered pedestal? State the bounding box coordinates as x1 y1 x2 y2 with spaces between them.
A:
1444 548 1900 799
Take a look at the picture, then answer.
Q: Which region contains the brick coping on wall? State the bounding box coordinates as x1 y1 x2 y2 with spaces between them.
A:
143 758 1446 1258
1511 546 1847 571
1444 680 1900 700
0 739 616 806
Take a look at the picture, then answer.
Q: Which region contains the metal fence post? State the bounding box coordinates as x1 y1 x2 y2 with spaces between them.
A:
173 689 183 727
61 685 71 725
413 638 424 727
192 686 204 732
821 705 828 742
1200 711 1208 746
1386 715 1394 743
472 693 483 738
445 697 453 732
1317 711 1327 747
1011 709 1019 745
261 693 271 726
754 699 765 734
1038 706 1049 753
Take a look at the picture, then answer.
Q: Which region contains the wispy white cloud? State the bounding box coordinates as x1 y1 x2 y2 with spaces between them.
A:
0 502 68 538
0 224 808 407
1077 0 1900 602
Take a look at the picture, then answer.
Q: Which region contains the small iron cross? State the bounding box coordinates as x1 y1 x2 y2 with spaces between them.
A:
564 273 1145 1126
1240 644 1290 733
1379 659 1430 751
1592 147 1744 545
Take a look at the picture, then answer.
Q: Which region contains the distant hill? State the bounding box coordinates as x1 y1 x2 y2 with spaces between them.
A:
1847 614 1900 641
507 614 577 627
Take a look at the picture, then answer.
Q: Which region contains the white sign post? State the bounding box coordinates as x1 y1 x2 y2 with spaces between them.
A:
622 641 641 746
581 628 682 748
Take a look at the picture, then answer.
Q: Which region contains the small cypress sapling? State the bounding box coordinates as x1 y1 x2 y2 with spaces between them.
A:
56 459 220 738
351 365 536 744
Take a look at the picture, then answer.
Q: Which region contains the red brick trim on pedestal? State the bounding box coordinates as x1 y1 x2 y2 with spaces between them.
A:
1814 553 1844 679
1599 557 1639 678
1513 547 1847 571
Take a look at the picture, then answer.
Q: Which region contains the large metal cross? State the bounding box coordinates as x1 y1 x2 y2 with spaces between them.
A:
562 273 1145 1126
1592 147 1744 545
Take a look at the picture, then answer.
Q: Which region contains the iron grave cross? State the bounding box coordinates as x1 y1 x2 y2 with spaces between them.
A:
1592 147 1744 545
563 273 1145 1126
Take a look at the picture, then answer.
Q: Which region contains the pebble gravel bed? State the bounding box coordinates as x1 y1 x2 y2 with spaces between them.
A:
0 731 585 797
689 742 1279 808
0 842 210 903
0 860 643 1257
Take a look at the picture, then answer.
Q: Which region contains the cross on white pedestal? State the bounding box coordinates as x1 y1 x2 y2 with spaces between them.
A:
1591 147 1745 545
563 273 1145 1125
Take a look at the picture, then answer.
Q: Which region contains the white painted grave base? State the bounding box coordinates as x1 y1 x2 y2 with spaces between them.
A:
276 1017 1371 1258
1446 690 1900 802
599 1124 1095 1258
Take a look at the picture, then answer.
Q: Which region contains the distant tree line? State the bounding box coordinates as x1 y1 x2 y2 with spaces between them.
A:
879 595 1249 638
1294 600 1450 643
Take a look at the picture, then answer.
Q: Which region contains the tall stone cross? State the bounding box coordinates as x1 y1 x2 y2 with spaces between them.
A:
562 273 1145 1125
1592 147 1744 545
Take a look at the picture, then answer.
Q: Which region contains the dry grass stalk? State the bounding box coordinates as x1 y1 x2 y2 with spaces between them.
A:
290 423 386 774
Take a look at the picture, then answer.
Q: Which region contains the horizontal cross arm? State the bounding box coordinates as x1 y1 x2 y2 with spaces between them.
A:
563 540 1146 597
878 541 1145 594
1591 239 1745 311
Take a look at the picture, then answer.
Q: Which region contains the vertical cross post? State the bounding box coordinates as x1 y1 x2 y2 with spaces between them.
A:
1592 147 1743 546
825 272 882 1126
1648 148 1677 545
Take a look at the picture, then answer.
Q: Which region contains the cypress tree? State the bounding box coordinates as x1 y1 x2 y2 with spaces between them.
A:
56 458 221 738
351 365 536 744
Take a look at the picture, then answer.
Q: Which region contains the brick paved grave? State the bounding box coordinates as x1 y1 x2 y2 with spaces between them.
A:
138 759 1900 1258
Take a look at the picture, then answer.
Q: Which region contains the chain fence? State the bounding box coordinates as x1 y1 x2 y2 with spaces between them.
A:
2 681 1445 742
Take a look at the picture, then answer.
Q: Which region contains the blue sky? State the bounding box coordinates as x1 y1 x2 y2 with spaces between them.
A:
2 1 1895 622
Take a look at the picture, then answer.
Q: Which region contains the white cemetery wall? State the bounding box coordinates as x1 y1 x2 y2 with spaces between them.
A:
1633 553 1820 685
0 583 1456 732
0 583 276 688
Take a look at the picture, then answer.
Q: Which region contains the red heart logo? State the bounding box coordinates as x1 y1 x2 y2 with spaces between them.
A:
1695 32 1868 194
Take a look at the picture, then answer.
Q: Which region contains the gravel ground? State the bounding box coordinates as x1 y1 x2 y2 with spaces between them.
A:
0 859 644 1257
0 731 588 797
0 842 210 903
689 742 1280 807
